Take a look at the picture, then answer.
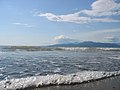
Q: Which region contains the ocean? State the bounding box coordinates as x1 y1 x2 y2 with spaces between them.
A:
0 46 120 89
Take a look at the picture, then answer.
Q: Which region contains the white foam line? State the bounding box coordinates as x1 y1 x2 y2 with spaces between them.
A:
0 71 120 90
59 47 120 51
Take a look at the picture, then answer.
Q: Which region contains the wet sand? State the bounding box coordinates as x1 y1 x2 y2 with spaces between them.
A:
24 76 120 90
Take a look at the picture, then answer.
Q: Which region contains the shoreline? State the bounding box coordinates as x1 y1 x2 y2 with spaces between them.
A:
22 75 120 90
0 71 120 90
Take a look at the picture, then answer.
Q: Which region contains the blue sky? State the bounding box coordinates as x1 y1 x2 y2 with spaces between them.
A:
0 0 120 45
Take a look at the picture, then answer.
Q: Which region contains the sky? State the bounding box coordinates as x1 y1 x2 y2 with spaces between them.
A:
0 0 120 46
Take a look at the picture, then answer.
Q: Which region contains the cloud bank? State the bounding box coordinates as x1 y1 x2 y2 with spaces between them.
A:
81 0 120 16
105 36 120 43
54 35 79 44
38 0 120 24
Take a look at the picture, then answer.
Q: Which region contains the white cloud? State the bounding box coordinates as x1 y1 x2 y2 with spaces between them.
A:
72 28 120 42
38 0 120 24
39 12 92 24
92 18 120 22
88 28 120 35
81 0 120 16
54 35 65 40
53 29 120 44
12 23 35 27
54 35 79 44
39 12 120 24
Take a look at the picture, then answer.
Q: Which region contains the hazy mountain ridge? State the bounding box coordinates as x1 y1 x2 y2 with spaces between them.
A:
50 41 120 47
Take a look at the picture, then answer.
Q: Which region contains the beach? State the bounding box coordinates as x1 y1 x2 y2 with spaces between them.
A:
25 75 120 90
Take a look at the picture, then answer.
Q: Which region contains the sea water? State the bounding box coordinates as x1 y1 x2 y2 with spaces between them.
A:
0 46 120 89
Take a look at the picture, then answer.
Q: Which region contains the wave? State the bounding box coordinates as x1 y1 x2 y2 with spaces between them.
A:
1 46 120 52
108 56 120 60
0 71 120 90
60 47 120 51
96 47 120 51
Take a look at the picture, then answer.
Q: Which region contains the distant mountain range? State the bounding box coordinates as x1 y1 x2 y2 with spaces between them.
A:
50 41 120 47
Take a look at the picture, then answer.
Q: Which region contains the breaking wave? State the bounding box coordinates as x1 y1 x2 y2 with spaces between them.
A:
60 47 120 51
1 46 120 52
0 71 120 90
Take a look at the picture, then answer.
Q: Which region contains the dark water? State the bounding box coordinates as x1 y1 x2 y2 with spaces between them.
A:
0 47 120 81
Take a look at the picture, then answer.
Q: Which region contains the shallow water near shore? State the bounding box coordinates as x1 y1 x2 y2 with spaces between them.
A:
26 75 120 90
0 46 120 89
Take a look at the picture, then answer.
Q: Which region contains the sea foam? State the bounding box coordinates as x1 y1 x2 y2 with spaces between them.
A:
60 47 120 51
0 71 120 90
